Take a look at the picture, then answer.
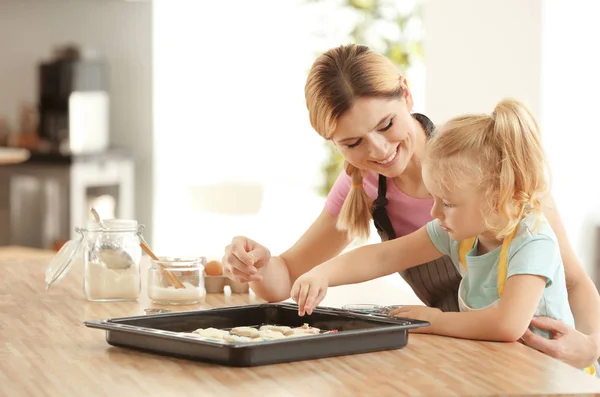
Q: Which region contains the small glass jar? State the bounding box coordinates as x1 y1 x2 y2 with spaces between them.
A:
148 256 206 305
44 218 144 302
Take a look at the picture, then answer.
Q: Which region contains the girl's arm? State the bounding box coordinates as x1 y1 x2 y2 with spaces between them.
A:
291 226 444 315
410 236 562 342
320 226 442 287
426 273 547 341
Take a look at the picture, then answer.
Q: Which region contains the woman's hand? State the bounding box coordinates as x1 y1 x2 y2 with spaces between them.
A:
521 316 600 368
389 305 442 333
222 236 271 283
290 271 329 316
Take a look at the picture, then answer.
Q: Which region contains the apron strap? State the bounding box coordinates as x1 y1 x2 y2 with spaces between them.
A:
585 364 597 376
497 227 518 296
413 113 436 138
372 174 397 240
458 238 476 271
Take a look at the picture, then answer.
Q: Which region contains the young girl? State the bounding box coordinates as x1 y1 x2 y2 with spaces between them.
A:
290 98 594 374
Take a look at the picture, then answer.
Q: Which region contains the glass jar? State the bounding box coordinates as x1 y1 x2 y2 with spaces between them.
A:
148 256 206 305
83 219 143 301
45 219 144 302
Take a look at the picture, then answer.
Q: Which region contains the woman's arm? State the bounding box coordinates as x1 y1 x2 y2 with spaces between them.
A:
542 193 600 335
323 226 443 287
223 208 351 302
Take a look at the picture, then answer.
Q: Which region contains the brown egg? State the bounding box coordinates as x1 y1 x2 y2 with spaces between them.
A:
205 260 223 276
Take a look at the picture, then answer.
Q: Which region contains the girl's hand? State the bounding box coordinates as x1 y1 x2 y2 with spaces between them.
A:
389 305 441 333
290 271 329 316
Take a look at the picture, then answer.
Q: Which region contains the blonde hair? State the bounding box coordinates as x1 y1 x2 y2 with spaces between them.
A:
423 98 549 239
305 44 405 240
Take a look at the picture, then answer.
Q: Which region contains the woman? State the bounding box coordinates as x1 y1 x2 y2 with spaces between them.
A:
222 44 600 369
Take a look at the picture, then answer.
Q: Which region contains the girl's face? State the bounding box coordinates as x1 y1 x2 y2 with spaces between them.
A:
422 166 491 242
331 92 422 178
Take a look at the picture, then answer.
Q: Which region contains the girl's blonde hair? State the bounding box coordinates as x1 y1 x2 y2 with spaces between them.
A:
424 98 549 239
305 44 405 240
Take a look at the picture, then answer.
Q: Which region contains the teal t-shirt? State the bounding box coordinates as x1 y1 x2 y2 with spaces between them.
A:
426 211 575 338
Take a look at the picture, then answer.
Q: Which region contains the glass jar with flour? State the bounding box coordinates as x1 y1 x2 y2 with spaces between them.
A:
45 218 144 302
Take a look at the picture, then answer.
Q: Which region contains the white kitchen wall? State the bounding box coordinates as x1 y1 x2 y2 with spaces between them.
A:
423 0 542 124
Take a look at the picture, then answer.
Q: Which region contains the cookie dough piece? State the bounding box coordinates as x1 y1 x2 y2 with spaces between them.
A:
284 329 319 336
257 330 286 340
223 334 253 343
259 325 292 334
284 324 320 336
299 323 320 332
230 326 261 338
197 336 228 343
192 327 230 339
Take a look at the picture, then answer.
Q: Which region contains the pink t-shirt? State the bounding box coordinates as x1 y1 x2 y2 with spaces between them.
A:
324 171 434 238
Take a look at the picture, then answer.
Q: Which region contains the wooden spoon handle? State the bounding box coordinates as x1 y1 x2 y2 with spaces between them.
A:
140 241 159 260
140 241 185 289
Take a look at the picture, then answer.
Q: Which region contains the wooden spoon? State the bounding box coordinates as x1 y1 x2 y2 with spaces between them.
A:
140 241 185 289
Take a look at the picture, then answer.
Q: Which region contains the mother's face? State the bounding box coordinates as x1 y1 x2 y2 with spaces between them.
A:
331 95 421 178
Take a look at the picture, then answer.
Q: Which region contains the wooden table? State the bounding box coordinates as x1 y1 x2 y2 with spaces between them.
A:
2 246 600 397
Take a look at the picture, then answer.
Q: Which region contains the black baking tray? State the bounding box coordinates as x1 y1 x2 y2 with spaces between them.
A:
84 303 429 367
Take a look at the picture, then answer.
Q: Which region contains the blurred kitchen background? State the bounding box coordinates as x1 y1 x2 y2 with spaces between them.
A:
1 0 599 293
